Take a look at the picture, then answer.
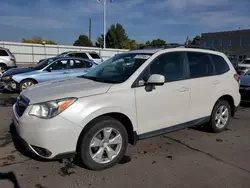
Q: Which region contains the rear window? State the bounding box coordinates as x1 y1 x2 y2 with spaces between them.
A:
0 50 9 56
89 53 100 59
210 54 230 74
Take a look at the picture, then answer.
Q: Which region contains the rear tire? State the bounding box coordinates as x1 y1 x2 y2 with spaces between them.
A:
77 116 128 171
0 64 7 73
209 100 231 133
19 79 37 92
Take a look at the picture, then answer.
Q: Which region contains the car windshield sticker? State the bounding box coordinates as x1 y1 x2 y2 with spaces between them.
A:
134 55 151 59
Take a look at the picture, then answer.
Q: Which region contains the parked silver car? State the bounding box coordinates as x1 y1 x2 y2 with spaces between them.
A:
0 47 17 74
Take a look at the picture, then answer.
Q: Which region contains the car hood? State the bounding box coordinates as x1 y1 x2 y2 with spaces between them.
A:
21 77 113 104
240 75 250 86
2 67 34 77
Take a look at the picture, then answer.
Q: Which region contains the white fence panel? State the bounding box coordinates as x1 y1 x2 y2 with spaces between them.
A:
0 41 129 64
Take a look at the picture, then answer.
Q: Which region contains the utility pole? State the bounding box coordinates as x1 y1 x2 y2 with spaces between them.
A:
97 0 113 49
89 18 92 42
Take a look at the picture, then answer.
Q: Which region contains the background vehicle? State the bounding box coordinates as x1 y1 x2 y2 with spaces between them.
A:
239 69 250 102
0 47 17 73
228 56 239 71
38 51 103 64
237 58 250 75
13 46 240 171
1 57 97 92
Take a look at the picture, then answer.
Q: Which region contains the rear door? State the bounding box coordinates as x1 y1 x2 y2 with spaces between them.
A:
186 51 218 120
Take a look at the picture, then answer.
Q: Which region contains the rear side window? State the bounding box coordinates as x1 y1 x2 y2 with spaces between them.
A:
0 50 9 56
187 52 214 78
77 53 89 59
210 54 230 74
89 53 100 59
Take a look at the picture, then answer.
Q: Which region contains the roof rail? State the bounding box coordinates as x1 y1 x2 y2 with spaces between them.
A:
134 43 217 51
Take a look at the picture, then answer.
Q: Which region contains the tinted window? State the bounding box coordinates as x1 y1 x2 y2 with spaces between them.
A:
0 50 9 56
242 59 250 64
210 54 230 74
187 52 214 78
77 53 88 59
89 53 100 59
49 60 69 70
70 59 92 69
147 52 185 82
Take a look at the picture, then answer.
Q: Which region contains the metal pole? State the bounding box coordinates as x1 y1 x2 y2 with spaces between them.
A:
103 0 106 49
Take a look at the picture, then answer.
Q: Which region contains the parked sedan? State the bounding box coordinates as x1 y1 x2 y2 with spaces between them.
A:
1 57 97 92
239 70 250 102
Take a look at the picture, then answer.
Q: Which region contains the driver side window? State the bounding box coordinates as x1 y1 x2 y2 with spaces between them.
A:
49 60 68 71
140 52 186 83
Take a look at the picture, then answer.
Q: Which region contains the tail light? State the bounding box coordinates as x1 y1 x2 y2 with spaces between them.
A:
234 73 240 84
10 58 15 62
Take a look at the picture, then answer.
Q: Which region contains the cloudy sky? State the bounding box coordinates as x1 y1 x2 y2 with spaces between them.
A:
0 0 249 45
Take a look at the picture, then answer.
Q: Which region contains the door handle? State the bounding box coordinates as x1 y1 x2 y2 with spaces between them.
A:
179 87 189 92
213 80 220 85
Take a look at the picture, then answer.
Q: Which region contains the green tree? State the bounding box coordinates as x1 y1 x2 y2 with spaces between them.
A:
95 34 104 48
73 35 93 47
22 36 57 45
191 35 201 45
96 23 129 49
150 39 166 46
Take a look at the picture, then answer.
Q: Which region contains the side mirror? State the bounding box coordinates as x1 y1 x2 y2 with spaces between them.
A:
147 74 165 86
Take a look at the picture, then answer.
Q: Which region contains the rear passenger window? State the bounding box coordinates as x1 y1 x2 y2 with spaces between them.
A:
78 53 89 59
0 50 9 56
210 54 230 74
187 52 214 78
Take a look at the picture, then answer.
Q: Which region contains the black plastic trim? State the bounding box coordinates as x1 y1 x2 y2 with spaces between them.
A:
52 152 76 160
137 116 210 140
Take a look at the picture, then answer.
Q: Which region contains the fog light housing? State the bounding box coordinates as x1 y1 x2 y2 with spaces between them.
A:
30 145 52 157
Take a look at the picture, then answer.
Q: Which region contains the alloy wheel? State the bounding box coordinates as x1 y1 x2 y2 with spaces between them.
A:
89 127 123 164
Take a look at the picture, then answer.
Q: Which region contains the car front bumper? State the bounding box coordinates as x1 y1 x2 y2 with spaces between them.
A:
12 104 82 159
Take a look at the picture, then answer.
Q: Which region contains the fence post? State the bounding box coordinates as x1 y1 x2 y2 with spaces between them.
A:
32 45 34 64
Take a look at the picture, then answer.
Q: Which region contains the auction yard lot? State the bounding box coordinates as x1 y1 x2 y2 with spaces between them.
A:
0 93 250 188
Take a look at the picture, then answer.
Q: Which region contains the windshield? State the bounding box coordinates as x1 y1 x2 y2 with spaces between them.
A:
80 53 152 83
242 59 250 64
33 58 53 70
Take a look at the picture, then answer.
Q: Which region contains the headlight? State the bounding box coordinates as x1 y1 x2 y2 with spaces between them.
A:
29 98 77 119
2 76 12 81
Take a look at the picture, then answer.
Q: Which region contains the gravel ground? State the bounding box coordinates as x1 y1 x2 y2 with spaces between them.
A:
0 94 250 188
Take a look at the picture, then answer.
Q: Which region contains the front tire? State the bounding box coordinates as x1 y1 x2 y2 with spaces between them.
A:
210 100 231 133
77 116 128 170
19 79 36 92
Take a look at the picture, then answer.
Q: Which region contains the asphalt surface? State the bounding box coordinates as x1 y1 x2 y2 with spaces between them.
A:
0 93 250 188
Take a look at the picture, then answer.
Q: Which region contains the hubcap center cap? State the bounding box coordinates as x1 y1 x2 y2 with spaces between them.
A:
103 142 108 147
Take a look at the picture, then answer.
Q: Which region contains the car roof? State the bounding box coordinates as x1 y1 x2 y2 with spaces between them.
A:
128 47 225 56
67 51 98 54
52 56 94 62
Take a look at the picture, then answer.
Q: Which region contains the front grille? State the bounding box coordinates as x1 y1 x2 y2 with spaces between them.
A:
15 95 29 117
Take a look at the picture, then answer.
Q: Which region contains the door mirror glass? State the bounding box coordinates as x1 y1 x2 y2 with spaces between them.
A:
147 74 165 85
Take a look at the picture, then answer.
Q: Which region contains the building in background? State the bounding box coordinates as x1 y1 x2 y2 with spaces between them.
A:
200 29 250 61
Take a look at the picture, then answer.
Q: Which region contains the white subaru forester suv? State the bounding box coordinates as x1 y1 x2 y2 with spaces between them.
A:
13 46 241 170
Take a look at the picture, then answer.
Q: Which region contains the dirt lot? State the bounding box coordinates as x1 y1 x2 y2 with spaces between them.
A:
0 94 250 188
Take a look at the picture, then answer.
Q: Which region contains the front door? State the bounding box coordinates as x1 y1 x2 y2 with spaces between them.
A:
134 52 191 135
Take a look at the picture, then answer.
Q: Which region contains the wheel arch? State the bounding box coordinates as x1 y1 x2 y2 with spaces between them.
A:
76 112 137 153
216 95 236 116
